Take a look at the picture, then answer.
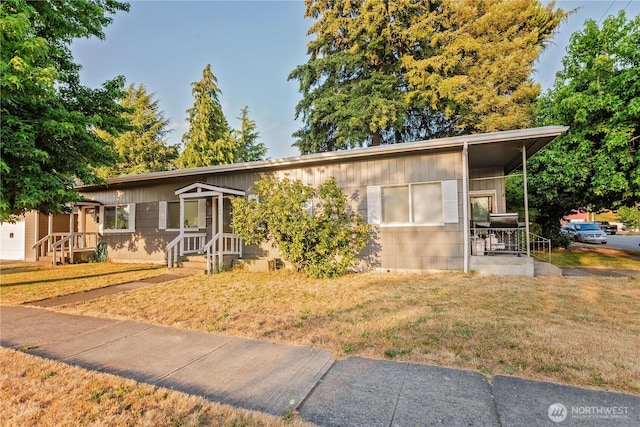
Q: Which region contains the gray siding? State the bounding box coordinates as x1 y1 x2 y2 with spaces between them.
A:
80 149 471 271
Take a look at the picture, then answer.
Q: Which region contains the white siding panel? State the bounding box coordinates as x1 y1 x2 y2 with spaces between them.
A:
367 186 382 224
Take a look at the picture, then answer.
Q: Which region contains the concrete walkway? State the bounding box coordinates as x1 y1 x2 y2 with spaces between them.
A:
2 285 639 426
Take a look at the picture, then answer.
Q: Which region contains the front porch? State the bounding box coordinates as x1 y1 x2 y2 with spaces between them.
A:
165 182 244 274
32 202 101 265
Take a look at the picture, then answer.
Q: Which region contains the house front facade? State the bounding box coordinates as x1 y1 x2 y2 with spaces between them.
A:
13 126 568 275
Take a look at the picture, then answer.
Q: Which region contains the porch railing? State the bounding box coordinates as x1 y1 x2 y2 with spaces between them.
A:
471 227 551 263
204 233 242 274
166 232 207 268
33 232 100 264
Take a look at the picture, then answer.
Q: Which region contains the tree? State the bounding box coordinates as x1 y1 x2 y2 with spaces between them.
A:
289 0 566 154
177 64 235 168
616 206 640 230
528 11 640 234
97 83 178 177
231 106 267 162
231 175 371 278
403 0 566 134
0 0 129 222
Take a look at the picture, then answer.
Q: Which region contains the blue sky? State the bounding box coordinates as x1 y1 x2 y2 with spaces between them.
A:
71 0 639 160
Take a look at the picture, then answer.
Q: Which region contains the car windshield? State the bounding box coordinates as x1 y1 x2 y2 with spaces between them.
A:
575 223 600 231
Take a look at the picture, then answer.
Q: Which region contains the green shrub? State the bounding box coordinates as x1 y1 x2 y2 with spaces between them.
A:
231 175 371 278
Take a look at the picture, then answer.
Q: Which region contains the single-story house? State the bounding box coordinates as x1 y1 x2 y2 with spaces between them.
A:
11 126 568 276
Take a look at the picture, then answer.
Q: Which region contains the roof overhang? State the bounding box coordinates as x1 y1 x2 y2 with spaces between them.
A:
78 126 568 189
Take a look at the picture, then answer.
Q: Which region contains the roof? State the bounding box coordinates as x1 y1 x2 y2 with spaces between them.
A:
80 126 568 189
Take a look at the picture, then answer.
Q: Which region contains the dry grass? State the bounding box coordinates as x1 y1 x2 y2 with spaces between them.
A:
551 246 640 269
57 269 640 395
0 262 165 305
0 348 311 427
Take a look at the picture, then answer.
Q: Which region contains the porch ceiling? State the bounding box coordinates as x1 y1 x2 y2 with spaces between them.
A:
467 135 558 173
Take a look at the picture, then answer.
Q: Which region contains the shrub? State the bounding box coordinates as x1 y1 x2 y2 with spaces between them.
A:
231 175 371 278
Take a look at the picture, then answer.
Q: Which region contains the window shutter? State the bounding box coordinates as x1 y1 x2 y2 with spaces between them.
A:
441 180 459 223
128 204 136 231
198 199 207 229
98 206 104 234
367 186 381 225
158 201 167 230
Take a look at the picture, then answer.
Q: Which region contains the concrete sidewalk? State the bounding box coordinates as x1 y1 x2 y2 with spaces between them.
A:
1 305 639 426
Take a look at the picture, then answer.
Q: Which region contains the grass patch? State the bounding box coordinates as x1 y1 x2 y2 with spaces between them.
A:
551 246 640 269
0 348 310 426
0 262 166 305
52 269 640 395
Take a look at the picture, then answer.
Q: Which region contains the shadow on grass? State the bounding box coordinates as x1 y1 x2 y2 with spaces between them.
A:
1 266 164 288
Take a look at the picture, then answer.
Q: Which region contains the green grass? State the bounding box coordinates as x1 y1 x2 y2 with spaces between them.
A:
551 246 640 269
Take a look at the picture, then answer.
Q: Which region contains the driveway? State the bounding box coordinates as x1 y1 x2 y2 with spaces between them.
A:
605 234 640 251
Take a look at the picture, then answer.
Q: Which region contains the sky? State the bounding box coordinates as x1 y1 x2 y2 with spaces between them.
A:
71 0 640 161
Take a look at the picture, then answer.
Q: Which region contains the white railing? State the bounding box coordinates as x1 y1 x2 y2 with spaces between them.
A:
33 232 100 264
166 233 207 269
32 233 67 260
204 233 243 274
471 227 551 263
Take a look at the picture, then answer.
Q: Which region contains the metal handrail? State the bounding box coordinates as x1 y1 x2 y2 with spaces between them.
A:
471 227 551 263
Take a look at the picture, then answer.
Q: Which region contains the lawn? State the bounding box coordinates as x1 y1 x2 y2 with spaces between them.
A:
551 245 640 269
0 348 310 426
0 262 166 305
52 268 640 395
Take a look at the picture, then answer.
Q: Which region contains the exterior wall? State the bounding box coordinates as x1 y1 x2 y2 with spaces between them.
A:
0 218 26 260
79 149 467 271
469 167 506 213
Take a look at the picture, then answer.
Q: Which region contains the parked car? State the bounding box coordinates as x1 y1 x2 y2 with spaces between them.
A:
560 222 607 244
594 220 617 235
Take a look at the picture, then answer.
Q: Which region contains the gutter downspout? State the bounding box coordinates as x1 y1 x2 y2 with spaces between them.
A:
462 141 470 273
522 144 531 257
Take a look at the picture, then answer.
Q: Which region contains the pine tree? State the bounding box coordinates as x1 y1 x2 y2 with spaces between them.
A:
97 84 177 177
177 64 234 168
231 106 267 162
289 0 566 154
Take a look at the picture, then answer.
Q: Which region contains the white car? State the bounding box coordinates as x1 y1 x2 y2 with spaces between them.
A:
561 222 607 244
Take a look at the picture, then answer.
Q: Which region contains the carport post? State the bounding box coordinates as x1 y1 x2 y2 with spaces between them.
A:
522 144 531 257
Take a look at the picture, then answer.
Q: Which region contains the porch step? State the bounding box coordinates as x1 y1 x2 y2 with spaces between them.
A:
533 260 562 277
470 255 534 277
172 254 240 274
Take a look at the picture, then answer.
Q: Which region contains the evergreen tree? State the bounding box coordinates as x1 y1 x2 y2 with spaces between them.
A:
177 64 235 168
231 106 267 162
0 0 129 221
403 0 566 134
289 0 566 154
97 84 178 177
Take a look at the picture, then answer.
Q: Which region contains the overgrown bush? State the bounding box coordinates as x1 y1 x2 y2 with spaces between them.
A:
231 175 371 278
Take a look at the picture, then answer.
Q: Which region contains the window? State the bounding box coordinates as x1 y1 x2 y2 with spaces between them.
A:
102 204 135 232
470 191 496 223
159 199 206 230
368 181 458 226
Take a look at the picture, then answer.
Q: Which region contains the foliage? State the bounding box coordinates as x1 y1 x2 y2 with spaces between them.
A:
289 0 566 154
96 84 178 177
177 64 235 168
529 11 640 235
0 0 130 221
231 175 371 278
616 206 640 229
230 106 267 162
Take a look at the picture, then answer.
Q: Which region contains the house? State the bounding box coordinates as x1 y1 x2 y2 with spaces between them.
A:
10 126 568 276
